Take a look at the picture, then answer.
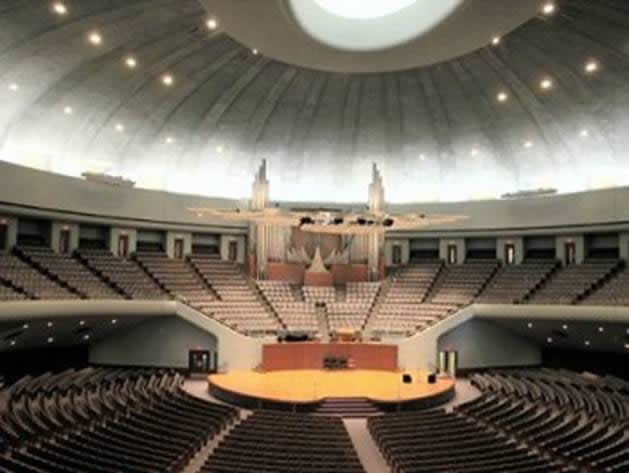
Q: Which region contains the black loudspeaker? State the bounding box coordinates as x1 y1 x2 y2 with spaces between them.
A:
402 374 412 384
427 373 437 384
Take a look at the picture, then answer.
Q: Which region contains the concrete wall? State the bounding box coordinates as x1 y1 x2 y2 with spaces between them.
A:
50 221 79 253
384 238 410 267
439 238 465 264
497 237 524 264
89 316 217 369
109 227 137 256
620 233 629 261
166 231 192 258
438 319 541 370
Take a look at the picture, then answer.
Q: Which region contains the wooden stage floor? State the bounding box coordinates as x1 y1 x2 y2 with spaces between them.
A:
209 369 454 403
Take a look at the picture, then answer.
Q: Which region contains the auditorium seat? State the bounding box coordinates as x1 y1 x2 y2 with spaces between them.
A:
528 259 621 305
77 249 168 300
0 253 77 300
257 280 319 332
580 264 629 306
200 411 365 473
16 246 122 299
430 259 499 305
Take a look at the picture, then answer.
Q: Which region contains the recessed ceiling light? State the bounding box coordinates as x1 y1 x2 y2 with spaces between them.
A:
524 140 533 149
252 48 259 55
23 323 29 329
491 36 501 46
125 56 137 69
47 321 53 327
83 334 90 340
64 106 73 115
165 136 175 144
585 60 598 74
562 324 568 330
547 337 553 343
497 91 508 102
48 337 54 343
9 340 16 346
579 129 589 138
585 340 591 346
52 2 67 15
540 78 553 90
542 3 556 15
206 18 218 30
8 83 19 92
112 319 117 324
527 322 533 328
79 320 85 326
88 31 102 46
115 123 125 133
162 74 174 86
598 326 604 332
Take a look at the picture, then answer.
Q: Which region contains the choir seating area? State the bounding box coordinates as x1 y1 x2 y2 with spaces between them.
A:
200 410 365 473
327 282 380 332
476 259 559 304
0 368 238 473
302 286 337 304
77 249 168 300
189 254 280 335
256 280 318 333
466 369 629 472
529 259 621 305
16 246 121 300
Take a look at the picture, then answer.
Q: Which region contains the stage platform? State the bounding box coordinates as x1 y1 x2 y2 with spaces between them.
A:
209 369 455 413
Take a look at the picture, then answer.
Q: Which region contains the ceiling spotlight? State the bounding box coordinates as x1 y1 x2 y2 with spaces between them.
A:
491 36 501 46
540 78 553 90
524 140 533 149
542 3 556 15
206 18 218 30
47 321 53 327
64 106 73 115
547 337 553 343
8 83 19 92
562 324 568 330
79 320 85 326
88 31 102 46
47 337 54 343
125 56 137 69
585 60 599 74
115 123 125 132
252 48 259 55
83 334 90 341
579 129 589 138
52 2 67 15
527 322 533 328
162 74 174 86
598 326 604 332
165 136 175 144
23 323 29 329
625 343 629 350
112 319 117 324
497 91 508 102
585 340 591 346
9 340 16 346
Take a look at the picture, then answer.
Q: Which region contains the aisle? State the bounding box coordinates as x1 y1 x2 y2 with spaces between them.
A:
344 418 391 473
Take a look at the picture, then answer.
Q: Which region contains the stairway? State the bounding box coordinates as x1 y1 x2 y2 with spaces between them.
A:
314 397 382 418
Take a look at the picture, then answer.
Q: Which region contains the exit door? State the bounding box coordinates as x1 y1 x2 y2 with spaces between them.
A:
0 223 6 251
118 235 129 258
228 240 238 262
189 350 212 374
505 244 515 265
565 242 576 266
59 230 71 254
447 245 458 265
392 245 402 265
174 238 185 260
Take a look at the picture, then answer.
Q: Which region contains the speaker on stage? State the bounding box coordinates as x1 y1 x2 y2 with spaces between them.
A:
427 373 436 384
402 374 412 384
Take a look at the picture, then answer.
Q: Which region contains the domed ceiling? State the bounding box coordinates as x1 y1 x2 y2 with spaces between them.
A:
0 0 628 203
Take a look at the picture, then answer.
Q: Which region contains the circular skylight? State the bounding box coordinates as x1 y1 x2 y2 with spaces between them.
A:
313 0 418 20
290 0 463 51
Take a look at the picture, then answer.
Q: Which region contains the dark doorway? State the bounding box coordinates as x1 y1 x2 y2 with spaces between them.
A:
59 229 71 255
174 238 185 260
505 244 515 265
447 244 458 265
392 245 402 265
118 234 129 258
228 240 238 262
0 222 7 251
565 242 576 266
189 349 212 375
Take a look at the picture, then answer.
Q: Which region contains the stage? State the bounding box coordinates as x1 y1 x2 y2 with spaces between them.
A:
208 369 455 411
